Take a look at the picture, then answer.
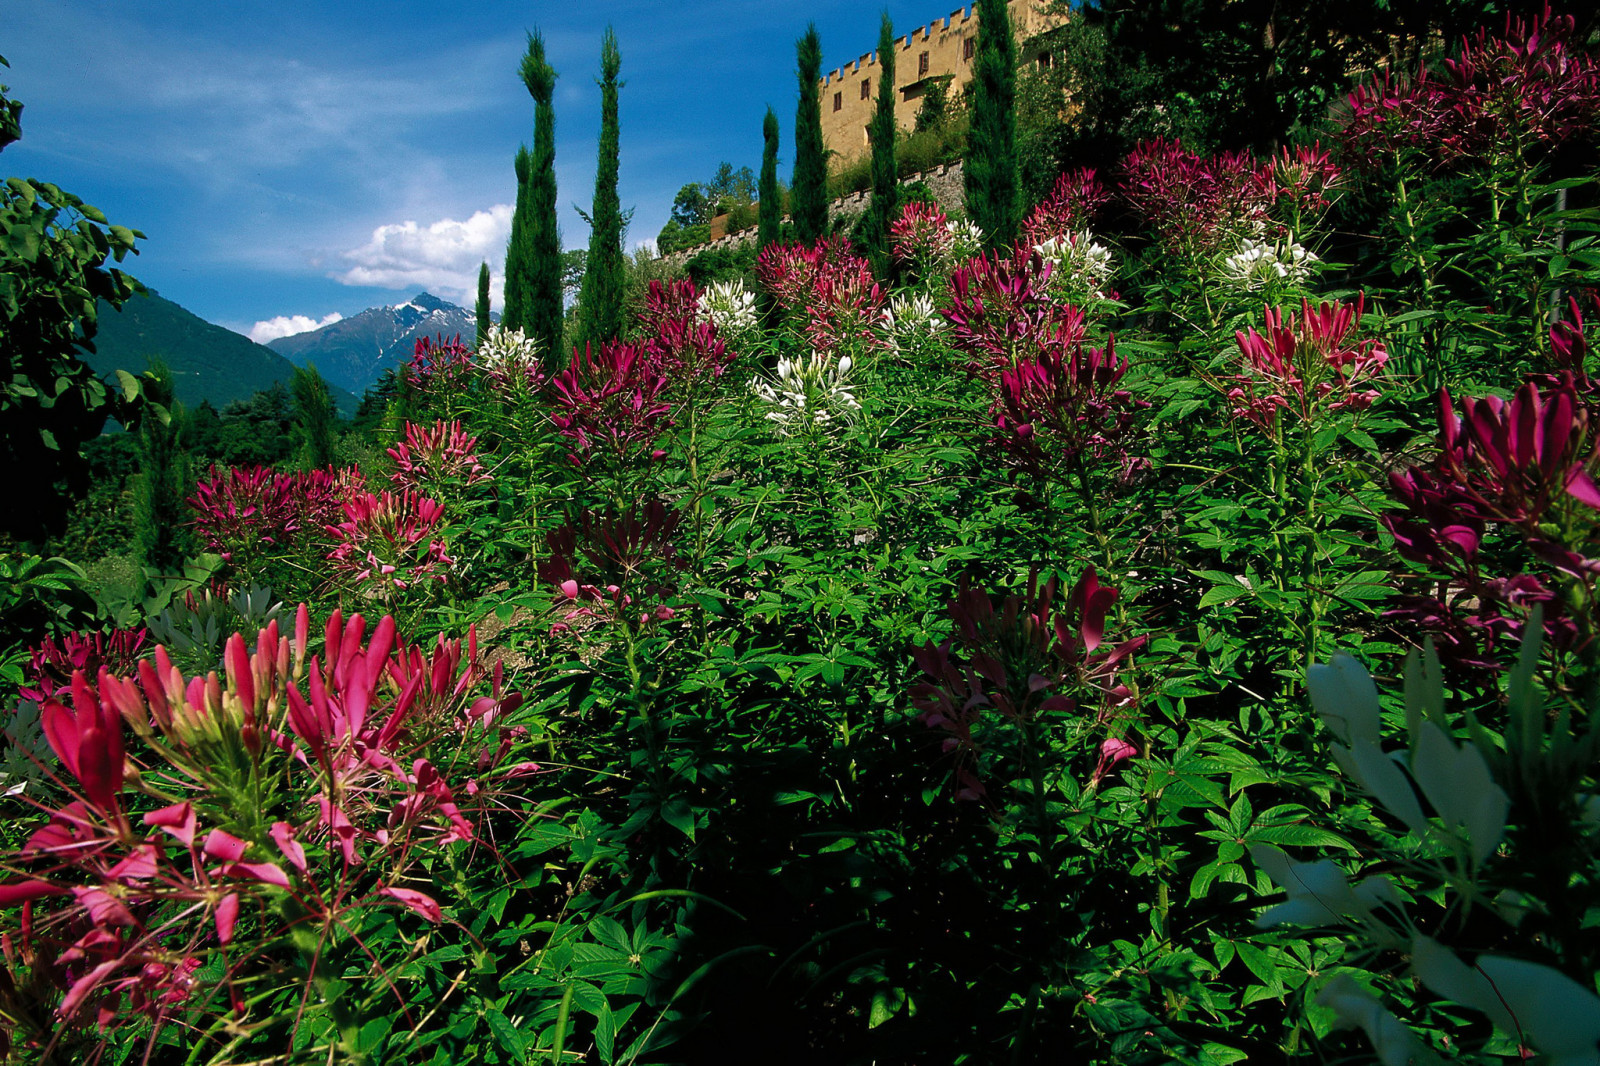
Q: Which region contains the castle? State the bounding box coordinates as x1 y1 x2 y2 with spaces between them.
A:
819 0 1066 169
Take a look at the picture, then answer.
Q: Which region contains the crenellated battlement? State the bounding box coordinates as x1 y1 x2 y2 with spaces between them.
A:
818 0 1064 169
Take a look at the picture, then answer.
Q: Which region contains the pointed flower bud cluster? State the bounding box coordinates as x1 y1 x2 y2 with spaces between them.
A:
324 489 454 591
188 465 364 561
750 352 861 435
1227 297 1388 431
1020 167 1111 248
550 339 674 471
388 419 492 494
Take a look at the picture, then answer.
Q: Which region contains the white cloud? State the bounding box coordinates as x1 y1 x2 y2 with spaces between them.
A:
248 312 345 344
334 205 512 307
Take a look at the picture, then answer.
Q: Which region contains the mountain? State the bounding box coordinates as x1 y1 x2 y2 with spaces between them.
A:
88 289 357 413
266 292 476 395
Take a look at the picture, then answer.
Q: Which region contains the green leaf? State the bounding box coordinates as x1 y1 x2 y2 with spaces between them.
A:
484 1007 524 1056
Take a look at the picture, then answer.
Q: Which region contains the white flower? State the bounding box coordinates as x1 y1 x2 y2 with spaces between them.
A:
750 351 861 435
697 279 760 342
1220 237 1319 291
476 324 543 372
880 292 945 356
1033 230 1115 299
943 219 985 265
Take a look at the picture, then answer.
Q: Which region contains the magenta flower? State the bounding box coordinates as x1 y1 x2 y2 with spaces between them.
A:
943 247 1088 376
1119 138 1278 258
388 419 492 493
549 340 674 471
990 335 1147 479
1021 167 1111 247
404 333 476 396
325 489 454 591
1227 296 1389 431
538 500 686 633
636 277 703 338
889 201 953 267
909 569 1146 800
21 628 149 704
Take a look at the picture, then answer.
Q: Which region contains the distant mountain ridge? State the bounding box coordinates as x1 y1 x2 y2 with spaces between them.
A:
88 289 357 413
266 292 476 395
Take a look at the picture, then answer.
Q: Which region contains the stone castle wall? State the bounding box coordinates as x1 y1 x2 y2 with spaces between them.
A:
820 0 1063 169
657 160 966 269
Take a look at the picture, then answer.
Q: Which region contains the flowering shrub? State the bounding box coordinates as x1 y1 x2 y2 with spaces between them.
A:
1227 297 1389 433
1385 374 1600 667
324 489 454 593
0 607 535 1055
549 340 673 477
909 568 1145 801
188 465 360 564
387 419 492 495
538 500 686 635
696 279 760 349
474 324 546 394
750 353 861 435
1020 167 1111 247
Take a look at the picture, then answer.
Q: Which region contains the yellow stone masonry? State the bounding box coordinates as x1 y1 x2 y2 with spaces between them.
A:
819 0 1064 169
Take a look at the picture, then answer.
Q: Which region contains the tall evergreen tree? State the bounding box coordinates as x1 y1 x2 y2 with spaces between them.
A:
133 358 191 573
290 363 337 471
576 28 626 350
503 147 533 333
863 12 898 277
965 0 1019 248
758 107 781 251
792 25 827 244
521 31 563 362
476 261 491 346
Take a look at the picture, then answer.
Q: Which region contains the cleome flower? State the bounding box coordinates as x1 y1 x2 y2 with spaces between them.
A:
880 292 947 359
1033 231 1116 302
474 324 546 393
750 352 861 435
538 500 687 635
1219 236 1320 292
1021 167 1111 248
696 279 760 345
549 339 674 470
325 489 454 592
387 419 493 494
1227 296 1388 431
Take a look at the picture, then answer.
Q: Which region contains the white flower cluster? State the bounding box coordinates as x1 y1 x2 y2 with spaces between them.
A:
944 219 986 265
750 352 861 434
697 279 760 343
1033 230 1115 299
1220 237 1319 291
475 324 543 373
880 292 946 357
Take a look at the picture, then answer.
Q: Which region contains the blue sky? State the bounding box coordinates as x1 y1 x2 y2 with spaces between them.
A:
3 1 972 341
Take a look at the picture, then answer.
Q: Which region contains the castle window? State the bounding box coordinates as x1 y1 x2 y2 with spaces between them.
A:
833 91 842 112
1038 51 1052 69
919 51 930 76
963 37 974 60
861 79 870 100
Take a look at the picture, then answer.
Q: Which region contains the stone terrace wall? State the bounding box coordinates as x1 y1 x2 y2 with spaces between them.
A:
657 160 966 270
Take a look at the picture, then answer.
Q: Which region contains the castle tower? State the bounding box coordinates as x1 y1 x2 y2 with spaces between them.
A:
818 0 1065 170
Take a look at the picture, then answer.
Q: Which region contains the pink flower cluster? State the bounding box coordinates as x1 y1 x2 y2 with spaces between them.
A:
405 334 476 396
943 248 1083 375
1227 297 1389 431
889 201 953 266
550 340 673 470
325 489 454 591
1385 374 1600 665
1341 7 1600 169
538 500 686 633
638 279 733 390
388 419 492 493
0 607 534 1032
20 628 149 704
188 465 363 561
755 238 885 355
1119 139 1341 257
909 569 1145 801
991 336 1147 480
1020 167 1111 247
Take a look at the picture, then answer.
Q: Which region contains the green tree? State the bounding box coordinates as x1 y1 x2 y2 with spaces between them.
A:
516 31 562 363
915 78 949 132
965 0 1020 248
576 28 627 350
0 56 144 543
792 24 828 244
503 146 534 333
290 363 337 470
132 357 191 573
475 260 491 346
863 12 899 277
759 107 781 250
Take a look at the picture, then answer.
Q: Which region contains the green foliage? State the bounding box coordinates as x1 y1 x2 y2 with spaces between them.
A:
503 146 534 335
131 358 193 573
862 12 898 279
476 260 491 347
0 76 143 542
576 27 627 351
792 24 828 244
512 30 562 364
914 77 949 133
759 107 781 251
290 362 337 470
964 0 1020 248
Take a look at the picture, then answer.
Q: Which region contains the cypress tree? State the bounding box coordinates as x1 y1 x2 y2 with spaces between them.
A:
520 31 562 362
792 25 827 244
290 363 337 471
476 261 491 346
965 0 1019 248
133 358 191 573
576 28 626 349
863 12 898 276
758 107 780 251
503 148 533 333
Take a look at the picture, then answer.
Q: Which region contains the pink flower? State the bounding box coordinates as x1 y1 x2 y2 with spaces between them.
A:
1021 167 1110 247
325 489 454 591
388 420 492 493
943 248 1086 375
405 334 475 395
1119 139 1278 257
990 335 1147 479
549 340 674 470
1229 296 1388 430
21 628 148 704
539 500 687 632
